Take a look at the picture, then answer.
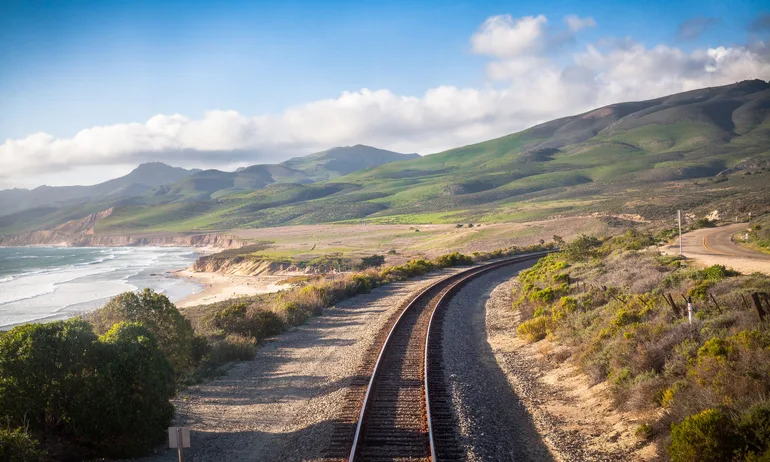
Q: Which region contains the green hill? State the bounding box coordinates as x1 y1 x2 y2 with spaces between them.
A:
5 80 770 236
281 144 420 181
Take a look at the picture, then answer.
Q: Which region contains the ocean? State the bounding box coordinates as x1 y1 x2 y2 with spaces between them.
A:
0 247 202 329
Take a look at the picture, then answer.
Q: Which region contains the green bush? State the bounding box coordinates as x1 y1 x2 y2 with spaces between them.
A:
694 217 717 229
89 289 197 371
358 254 386 269
247 309 285 341
670 408 739 462
213 302 250 333
517 316 552 343
699 264 740 281
0 319 175 459
91 322 175 457
738 401 770 459
434 252 474 268
0 319 99 436
0 429 46 462
563 234 602 262
206 335 257 364
614 228 657 251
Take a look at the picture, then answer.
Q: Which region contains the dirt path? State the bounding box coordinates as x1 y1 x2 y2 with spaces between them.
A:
134 269 462 462
662 223 770 275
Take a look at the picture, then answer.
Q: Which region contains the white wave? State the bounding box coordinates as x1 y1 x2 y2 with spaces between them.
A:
0 275 14 283
0 283 57 306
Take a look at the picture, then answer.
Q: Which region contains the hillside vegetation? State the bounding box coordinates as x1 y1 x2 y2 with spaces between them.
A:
512 232 770 460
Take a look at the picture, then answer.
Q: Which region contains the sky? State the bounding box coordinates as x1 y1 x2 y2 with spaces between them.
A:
1 0 769 189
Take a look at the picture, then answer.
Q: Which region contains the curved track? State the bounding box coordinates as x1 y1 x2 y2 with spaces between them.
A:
323 252 549 461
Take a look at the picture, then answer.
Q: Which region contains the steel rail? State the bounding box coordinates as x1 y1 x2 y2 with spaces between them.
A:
348 251 550 461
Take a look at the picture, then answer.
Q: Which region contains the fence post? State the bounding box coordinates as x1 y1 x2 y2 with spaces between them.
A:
751 292 765 320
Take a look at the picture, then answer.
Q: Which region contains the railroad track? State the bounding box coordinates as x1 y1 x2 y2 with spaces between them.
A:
323 252 549 461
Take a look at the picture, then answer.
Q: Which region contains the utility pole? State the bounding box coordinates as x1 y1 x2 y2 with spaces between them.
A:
678 210 683 256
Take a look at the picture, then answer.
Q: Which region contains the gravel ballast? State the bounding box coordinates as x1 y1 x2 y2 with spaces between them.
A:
442 261 554 462
135 268 463 462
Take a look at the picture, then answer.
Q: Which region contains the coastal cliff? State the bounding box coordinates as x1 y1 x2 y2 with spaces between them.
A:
191 255 331 275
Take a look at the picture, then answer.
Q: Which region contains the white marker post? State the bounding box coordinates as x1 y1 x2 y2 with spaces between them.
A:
687 298 693 325
678 210 683 256
169 427 191 462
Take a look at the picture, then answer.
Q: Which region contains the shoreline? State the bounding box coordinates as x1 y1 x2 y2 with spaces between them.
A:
173 269 292 308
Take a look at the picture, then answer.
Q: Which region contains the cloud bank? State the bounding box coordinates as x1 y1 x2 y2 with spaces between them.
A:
2 13 770 186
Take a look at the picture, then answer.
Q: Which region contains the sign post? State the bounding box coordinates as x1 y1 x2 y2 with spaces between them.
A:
678 210 683 256
169 427 191 462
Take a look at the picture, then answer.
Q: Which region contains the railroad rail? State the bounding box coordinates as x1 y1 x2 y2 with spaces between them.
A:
323 252 549 461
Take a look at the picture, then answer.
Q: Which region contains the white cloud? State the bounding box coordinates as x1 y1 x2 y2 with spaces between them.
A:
1 14 770 188
471 14 548 58
565 15 597 33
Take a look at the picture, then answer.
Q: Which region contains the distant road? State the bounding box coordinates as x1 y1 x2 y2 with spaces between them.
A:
663 223 770 275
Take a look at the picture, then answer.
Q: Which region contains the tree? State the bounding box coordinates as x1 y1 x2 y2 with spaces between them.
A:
563 234 602 262
0 319 176 458
90 289 196 371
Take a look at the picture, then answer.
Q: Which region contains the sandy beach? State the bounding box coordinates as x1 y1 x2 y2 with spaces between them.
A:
174 269 292 307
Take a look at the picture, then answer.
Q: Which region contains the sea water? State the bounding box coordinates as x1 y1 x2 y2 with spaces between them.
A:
0 247 201 329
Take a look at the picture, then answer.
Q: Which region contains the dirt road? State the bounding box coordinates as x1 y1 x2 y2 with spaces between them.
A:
662 223 770 275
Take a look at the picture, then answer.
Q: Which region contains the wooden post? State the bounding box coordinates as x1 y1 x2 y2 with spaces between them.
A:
709 293 722 314
741 294 751 311
751 293 766 322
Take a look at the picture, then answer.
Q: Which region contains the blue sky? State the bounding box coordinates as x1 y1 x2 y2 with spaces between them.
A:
0 0 769 187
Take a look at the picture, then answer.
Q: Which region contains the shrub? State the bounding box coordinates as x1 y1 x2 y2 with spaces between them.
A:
614 228 656 251
279 301 310 326
434 252 474 268
0 319 175 459
213 302 249 333
699 264 740 281
737 401 770 459
358 254 385 269
89 289 197 371
91 322 175 457
517 316 552 343
635 423 655 441
345 274 375 296
669 408 739 462
246 309 285 341
563 234 602 262
204 335 257 365
0 319 99 437
0 429 46 462
694 217 717 229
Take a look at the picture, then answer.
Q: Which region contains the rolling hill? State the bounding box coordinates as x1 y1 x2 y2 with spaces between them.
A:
0 162 200 216
3 79 770 238
0 145 419 234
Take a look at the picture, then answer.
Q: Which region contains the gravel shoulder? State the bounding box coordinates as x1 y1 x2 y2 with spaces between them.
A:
442 262 554 462
484 275 658 461
134 268 462 462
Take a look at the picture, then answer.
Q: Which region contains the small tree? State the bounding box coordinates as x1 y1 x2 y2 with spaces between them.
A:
563 234 602 262
90 289 196 371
